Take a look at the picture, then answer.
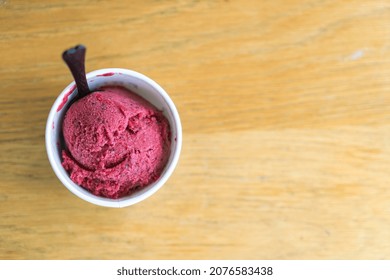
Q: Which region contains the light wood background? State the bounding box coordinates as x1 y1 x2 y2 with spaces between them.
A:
1 0 390 259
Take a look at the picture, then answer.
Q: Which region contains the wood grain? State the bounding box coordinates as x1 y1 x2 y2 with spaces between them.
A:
1 0 390 259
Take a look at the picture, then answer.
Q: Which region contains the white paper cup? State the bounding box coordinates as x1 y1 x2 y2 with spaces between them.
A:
46 68 182 208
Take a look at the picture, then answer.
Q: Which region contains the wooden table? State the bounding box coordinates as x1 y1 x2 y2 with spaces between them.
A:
1 0 390 260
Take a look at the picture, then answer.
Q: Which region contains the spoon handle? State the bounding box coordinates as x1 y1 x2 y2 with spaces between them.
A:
62 44 90 98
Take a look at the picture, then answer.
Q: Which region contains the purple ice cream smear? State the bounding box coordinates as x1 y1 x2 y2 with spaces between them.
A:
97 72 115 77
57 84 77 112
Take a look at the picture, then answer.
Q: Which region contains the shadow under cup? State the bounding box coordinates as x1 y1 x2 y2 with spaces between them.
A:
46 68 182 208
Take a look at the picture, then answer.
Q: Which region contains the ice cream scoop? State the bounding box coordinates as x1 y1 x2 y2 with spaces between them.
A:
61 86 171 198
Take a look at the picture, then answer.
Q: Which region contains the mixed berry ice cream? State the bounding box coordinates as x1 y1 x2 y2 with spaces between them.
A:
61 86 171 199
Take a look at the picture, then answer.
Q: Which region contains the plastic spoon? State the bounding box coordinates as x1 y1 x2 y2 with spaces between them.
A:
62 44 90 99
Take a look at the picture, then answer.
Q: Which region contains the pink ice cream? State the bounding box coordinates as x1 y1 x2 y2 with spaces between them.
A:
61 86 171 199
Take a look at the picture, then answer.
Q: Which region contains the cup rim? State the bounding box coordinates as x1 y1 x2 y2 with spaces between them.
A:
45 68 182 208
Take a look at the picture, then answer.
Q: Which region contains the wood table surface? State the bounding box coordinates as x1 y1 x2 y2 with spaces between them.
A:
1 0 390 260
